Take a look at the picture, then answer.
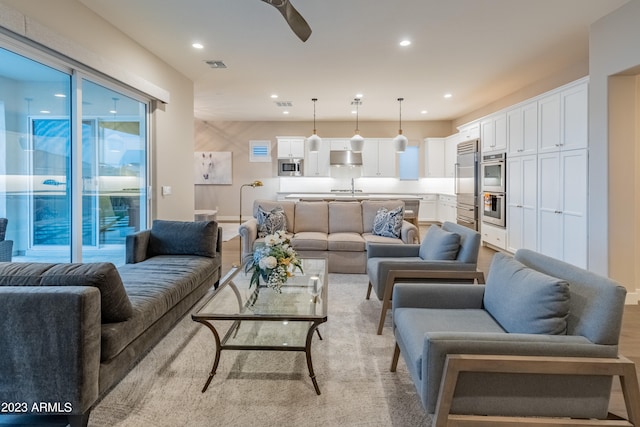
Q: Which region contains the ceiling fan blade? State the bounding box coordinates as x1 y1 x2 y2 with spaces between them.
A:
261 0 312 42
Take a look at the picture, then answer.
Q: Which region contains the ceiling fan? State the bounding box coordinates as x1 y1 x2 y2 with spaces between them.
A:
260 0 312 42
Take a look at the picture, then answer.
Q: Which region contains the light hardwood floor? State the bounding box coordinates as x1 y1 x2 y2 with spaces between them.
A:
220 222 640 419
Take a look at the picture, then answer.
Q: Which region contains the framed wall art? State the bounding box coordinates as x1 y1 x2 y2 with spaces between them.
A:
194 151 232 185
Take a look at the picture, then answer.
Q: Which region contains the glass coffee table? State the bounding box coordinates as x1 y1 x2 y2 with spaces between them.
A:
191 257 328 395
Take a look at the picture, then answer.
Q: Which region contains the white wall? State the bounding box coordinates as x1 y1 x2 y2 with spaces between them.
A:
590 0 640 296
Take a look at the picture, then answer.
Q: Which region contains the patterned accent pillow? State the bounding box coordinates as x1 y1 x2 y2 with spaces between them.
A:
257 205 288 238
372 206 404 238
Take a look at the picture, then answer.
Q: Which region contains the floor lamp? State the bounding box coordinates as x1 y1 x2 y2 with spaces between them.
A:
239 180 263 266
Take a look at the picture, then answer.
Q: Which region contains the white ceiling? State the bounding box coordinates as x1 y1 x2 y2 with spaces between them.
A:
79 0 628 122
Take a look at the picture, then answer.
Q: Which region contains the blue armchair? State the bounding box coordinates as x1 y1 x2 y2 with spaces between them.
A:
366 221 483 334
390 249 640 424
0 218 13 262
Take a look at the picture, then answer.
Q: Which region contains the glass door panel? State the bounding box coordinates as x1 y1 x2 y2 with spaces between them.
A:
81 80 147 265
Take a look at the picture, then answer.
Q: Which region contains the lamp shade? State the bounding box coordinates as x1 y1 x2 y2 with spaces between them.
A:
393 133 408 152
307 133 321 152
350 134 365 152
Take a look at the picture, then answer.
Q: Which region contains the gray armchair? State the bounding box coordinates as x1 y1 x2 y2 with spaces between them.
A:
390 249 640 425
366 221 482 334
0 218 13 262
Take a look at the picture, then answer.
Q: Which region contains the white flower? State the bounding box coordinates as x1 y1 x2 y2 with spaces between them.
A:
264 234 283 246
259 256 278 269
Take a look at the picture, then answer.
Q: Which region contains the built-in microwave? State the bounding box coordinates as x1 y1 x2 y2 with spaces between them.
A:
481 152 506 193
278 158 304 176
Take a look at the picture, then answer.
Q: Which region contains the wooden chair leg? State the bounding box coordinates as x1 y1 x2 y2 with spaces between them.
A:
366 282 372 300
390 343 400 372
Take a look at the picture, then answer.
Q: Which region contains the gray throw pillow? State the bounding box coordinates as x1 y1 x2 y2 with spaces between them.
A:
149 219 218 258
419 225 460 260
483 252 570 335
372 206 404 238
0 262 133 323
256 205 288 238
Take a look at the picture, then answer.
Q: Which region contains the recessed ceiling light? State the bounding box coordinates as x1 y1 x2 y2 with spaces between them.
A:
192 43 204 49
399 40 411 47
54 93 66 98
444 93 453 99
109 109 117 114
271 94 278 99
283 111 289 115
355 93 363 98
421 110 428 114
40 110 50 114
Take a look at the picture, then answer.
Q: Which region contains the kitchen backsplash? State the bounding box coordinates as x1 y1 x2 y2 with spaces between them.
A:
279 176 454 194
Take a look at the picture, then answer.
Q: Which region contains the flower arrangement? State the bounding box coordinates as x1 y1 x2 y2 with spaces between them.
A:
244 230 303 291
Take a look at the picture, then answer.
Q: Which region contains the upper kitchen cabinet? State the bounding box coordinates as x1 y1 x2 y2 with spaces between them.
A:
538 79 588 154
444 133 460 178
329 138 352 151
304 138 330 177
423 138 445 177
458 123 480 142
362 138 396 177
507 101 538 157
277 137 305 158
480 113 507 153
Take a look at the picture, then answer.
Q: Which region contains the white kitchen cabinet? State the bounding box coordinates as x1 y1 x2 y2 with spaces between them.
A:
458 123 480 141
444 133 459 177
506 154 537 253
538 80 588 154
481 222 507 250
424 138 445 177
437 194 457 224
537 149 588 268
276 137 305 158
507 101 538 157
362 138 396 177
329 138 352 151
304 137 330 177
480 113 507 153
418 194 438 222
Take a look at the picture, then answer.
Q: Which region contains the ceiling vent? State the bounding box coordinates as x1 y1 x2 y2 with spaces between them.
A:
205 60 227 69
275 101 293 107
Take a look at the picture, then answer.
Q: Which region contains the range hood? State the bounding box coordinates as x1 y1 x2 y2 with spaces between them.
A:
330 150 363 166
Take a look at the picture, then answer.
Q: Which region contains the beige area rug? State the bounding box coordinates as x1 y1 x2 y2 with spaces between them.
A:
88 274 432 427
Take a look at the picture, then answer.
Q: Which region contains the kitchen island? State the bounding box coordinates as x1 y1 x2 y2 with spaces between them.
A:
282 193 422 201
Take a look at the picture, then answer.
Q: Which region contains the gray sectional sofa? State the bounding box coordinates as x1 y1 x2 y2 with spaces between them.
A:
239 199 419 273
0 220 222 427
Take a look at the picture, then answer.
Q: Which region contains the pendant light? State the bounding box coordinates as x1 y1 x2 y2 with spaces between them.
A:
350 98 364 152
307 98 321 152
393 97 408 152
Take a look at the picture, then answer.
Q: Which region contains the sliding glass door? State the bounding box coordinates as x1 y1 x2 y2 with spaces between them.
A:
0 45 149 265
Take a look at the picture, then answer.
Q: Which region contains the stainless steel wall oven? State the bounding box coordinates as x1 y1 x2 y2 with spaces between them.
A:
482 191 506 227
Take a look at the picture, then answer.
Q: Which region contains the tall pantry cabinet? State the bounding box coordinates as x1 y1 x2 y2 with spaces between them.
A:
502 77 588 268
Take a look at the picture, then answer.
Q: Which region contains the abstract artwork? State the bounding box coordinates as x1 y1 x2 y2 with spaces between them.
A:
194 151 232 185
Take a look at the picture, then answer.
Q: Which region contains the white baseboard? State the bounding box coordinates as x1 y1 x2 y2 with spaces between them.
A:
625 291 639 305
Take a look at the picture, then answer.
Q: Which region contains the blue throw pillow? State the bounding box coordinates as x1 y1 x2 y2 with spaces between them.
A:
149 220 218 258
483 252 570 334
372 206 404 238
419 225 460 260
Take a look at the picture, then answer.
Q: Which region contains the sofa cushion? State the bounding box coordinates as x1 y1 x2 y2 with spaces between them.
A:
0 262 133 323
291 231 328 250
372 206 404 238
149 220 218 258
419 225 461 260
327 232 366 251
294 201 328 233
329 201 363 234
362 233 405 245
256 205 288 238
394 307 505 380
484 252 570 335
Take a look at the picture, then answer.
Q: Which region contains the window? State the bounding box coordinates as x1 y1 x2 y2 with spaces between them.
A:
0 44 149 265
250 140 272 162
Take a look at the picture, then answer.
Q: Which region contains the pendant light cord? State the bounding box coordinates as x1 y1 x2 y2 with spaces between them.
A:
354 98 360 133
398 97 404 134
312 98 317 134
